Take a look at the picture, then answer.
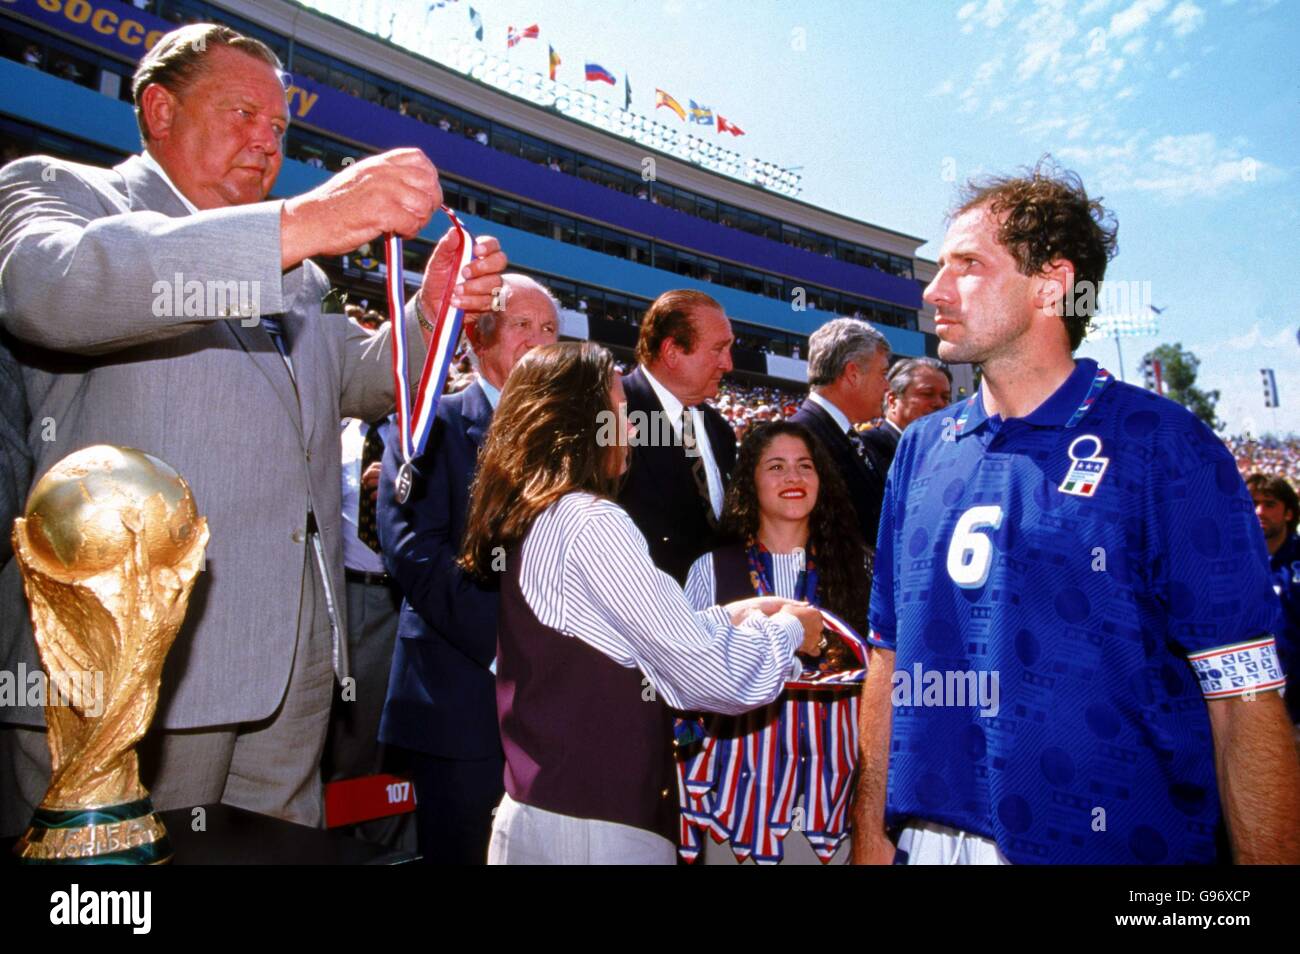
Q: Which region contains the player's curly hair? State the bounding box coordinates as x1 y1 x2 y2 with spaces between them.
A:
955 156 1118 351
719 421 870 635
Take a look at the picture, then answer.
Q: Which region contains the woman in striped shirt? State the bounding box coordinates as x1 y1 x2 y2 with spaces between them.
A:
678 420 871 865
460 341 823 864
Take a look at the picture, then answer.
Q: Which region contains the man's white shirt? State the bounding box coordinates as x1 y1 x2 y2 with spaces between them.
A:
641 366 724 519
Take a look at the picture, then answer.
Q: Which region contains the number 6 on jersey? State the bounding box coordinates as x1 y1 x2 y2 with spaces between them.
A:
946 505 1005 588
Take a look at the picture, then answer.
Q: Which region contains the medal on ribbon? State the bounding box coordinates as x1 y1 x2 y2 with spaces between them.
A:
386 207 476 504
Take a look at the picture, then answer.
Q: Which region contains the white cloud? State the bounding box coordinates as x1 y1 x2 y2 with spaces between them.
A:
1129 132 1282 199
1167 62 1191 78
1081 0 1116 15
957 0 1016 32
1122 36 1147 55
1166 1 1207 36
1217 323 1295 351
1017 37 1062 81
929 79 956 97
1109 0 1170 38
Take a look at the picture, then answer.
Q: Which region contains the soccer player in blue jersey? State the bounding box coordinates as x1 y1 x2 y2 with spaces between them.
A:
1247 473 1300 726
852 161 1300 865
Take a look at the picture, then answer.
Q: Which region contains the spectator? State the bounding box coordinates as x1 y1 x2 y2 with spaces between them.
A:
620 290 738 583
860 357 952 477
459 341 821 864
679 421 870 864
1246 473 1300 725
378 275 559 864
789 317 891 549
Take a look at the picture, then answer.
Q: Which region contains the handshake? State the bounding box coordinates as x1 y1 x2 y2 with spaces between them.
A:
278 148 508 319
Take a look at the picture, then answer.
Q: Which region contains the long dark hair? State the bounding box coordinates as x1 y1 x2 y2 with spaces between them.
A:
719 421 870 634
460 341 619 579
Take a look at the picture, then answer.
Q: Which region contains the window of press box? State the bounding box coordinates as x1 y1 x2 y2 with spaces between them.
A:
0 117 126 169
157 0 291 60
0 19 132 100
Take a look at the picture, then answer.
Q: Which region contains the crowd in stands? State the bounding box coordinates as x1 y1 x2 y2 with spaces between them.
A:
709 381 804 440
1226 434 1300 485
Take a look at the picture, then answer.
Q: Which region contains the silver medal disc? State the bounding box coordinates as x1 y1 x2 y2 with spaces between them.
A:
394 462 413 504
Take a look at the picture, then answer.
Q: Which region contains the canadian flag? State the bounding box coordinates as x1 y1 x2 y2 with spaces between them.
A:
716 114 745 137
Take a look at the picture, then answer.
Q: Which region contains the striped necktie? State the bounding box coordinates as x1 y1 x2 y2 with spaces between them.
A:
846 426 877 475
680 409 718 529
356 422 385 553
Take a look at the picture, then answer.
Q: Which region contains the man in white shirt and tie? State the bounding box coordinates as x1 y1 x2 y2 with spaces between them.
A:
618 290 738 583
789 317 891 550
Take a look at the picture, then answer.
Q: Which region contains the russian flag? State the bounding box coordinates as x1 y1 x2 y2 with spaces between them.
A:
585 62 616 85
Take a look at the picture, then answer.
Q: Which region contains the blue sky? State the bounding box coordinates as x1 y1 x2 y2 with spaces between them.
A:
317 0 1297 436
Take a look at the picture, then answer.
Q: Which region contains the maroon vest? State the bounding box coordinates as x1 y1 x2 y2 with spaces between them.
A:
711 544 756 603
496 545 678 841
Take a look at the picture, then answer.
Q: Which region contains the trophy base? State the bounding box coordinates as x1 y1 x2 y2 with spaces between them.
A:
14 796 173 864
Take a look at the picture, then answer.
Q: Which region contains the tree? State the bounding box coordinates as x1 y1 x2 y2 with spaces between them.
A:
1141 342 1221 431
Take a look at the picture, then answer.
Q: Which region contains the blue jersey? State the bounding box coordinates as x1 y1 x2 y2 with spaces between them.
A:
1268 533 1300 722
869 358 1284 865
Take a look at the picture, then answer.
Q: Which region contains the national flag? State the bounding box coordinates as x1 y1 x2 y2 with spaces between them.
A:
655 88 686 121
689 100 713 125
624 74 632 109
585 62 616 85
1262 368 1279 408
468 5 483 40
549 45 562 81
507 23 539 48
716 114 745 136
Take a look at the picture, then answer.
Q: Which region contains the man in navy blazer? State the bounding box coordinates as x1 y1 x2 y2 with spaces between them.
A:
789 317 891 550
376 275 559 864
618 290 738 584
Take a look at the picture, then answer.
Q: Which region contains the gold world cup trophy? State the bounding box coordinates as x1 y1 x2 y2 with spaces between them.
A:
11 446 208 864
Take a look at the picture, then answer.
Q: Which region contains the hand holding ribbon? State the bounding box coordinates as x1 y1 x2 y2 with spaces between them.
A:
385 207 507 504
415 226 509 321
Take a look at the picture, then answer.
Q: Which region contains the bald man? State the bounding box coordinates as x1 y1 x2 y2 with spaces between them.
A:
376 274 559 863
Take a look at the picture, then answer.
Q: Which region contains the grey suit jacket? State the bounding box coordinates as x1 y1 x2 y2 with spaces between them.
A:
0 153 426 729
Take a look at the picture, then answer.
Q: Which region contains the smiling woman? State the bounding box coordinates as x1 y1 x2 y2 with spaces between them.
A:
677 420 871 865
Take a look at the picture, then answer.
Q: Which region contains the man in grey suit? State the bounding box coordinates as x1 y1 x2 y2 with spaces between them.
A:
0 24 507 836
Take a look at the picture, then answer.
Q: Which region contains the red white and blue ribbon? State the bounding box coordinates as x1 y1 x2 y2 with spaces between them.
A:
386 206 476 500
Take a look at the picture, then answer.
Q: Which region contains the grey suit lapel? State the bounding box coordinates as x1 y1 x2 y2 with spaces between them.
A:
117 154 192 217
116 154 307 444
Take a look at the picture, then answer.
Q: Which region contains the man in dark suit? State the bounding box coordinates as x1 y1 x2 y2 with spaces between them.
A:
860 357 953 480
619 290 738 584
789 317 891 550
376 275 558 863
